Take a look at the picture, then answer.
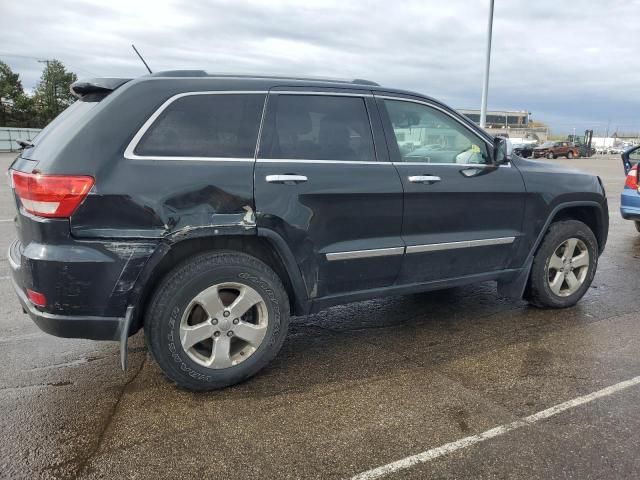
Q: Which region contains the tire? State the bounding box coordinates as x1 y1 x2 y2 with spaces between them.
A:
567 151 574 159
145 251 290 391
527 220 598 309
635 221 640 233
547 152 554 159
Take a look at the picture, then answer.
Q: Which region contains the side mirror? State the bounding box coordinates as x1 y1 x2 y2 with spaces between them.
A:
622 145 640 175
493 136 512 165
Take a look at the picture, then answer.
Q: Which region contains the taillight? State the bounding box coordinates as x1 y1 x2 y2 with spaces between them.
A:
11 171 94 218
625 165 638 191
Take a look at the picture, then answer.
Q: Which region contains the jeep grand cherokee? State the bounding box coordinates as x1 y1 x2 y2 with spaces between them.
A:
8 71 609 390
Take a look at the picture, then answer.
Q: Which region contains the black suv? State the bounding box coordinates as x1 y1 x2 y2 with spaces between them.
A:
8 72 609 390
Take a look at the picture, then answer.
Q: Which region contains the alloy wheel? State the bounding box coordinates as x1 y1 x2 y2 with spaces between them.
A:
179 282 268 369
546 238 590 297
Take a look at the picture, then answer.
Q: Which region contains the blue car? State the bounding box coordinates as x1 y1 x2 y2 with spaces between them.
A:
621 145 640 231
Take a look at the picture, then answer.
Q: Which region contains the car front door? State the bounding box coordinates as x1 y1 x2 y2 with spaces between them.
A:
377 94 527 284
254 90 405 300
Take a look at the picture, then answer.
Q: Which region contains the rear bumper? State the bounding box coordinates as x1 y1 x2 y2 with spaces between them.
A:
620 189 640 221
8 232 156 340
10 273 124 340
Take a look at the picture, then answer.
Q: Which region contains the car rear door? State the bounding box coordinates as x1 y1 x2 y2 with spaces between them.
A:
254 89 405 300
376 94 526 284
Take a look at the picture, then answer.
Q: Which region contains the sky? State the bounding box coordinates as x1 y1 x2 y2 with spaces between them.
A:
0 0 638 135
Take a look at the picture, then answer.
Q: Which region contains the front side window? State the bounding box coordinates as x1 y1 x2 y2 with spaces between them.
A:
260 95 375 161
384 99 490 165
134 93 265 158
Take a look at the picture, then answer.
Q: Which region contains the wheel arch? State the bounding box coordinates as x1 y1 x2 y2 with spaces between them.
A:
128 231 310 335
546 204 606 253
498 201 606 300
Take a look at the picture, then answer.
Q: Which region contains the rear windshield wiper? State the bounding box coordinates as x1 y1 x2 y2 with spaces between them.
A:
16 139 34 149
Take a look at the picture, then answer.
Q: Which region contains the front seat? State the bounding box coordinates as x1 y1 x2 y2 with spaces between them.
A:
318 115 357 160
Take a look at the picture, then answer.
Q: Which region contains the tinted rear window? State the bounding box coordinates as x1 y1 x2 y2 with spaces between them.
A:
134 94 265 158
259 95 375 161
20 100 100 160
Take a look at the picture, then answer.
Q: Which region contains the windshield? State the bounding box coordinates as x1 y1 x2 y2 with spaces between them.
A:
541 141 555 147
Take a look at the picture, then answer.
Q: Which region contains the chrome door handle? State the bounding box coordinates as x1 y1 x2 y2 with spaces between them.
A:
265 174 308 184
408 175 441 184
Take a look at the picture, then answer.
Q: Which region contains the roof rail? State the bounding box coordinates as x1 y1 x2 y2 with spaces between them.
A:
150 70 208 77
352 78 379 86
144 70 380 86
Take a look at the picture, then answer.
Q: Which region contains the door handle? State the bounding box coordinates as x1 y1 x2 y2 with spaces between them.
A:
265 174 308 184
408 175 441 184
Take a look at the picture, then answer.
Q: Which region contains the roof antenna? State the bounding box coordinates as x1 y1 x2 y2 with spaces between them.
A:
131 44 152 74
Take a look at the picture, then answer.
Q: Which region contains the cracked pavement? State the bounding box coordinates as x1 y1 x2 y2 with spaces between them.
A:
1 153 640 479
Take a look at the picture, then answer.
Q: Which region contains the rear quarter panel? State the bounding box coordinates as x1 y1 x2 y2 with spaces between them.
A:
35 78 266 239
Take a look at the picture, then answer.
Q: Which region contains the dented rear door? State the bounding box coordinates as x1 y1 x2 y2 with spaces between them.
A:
254 88 405 300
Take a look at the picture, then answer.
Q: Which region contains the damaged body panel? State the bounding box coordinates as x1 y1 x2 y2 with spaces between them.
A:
7 72 609 386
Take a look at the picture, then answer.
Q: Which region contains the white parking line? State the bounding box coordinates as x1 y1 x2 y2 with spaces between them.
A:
0 219 14 223
0 276 9 280
351 375 640 480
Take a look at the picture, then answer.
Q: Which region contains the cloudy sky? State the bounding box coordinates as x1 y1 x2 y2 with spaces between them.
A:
1 0 638 134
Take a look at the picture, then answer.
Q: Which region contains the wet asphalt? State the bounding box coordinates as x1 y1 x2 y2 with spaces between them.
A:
1 152 639 479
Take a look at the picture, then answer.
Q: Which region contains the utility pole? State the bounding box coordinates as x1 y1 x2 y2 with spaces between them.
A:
479 0 495 129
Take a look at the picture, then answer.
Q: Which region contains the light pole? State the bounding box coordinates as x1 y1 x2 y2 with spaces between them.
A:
479 0 495 129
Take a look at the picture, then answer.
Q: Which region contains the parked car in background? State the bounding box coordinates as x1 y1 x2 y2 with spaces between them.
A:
513 143 536 158
533 141 581 159
7 71 609 390
609 145 626 155
596 146 609 155
621 145 640 231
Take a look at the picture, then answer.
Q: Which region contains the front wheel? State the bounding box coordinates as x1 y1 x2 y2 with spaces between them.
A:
527 220 598 308
547 152 555 159
635 221 640 233
145 251 290 390
567 151 574 159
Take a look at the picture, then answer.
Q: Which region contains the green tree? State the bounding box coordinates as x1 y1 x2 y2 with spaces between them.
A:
0 61 35 127
33 59 77 126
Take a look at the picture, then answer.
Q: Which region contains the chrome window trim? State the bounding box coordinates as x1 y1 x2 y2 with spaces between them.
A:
124 90 504 166
256 159 509 167
326 247 404 261
393 161 511 168
124 156 255 162
406 236 515 254
258 158 391 165
124 91 268 161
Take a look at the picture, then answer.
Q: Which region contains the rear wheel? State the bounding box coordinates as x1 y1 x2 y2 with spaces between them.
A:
145 251 290 390
528 220 598 308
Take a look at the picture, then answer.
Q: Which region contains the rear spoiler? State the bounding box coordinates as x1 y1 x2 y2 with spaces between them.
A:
70 78 131 99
